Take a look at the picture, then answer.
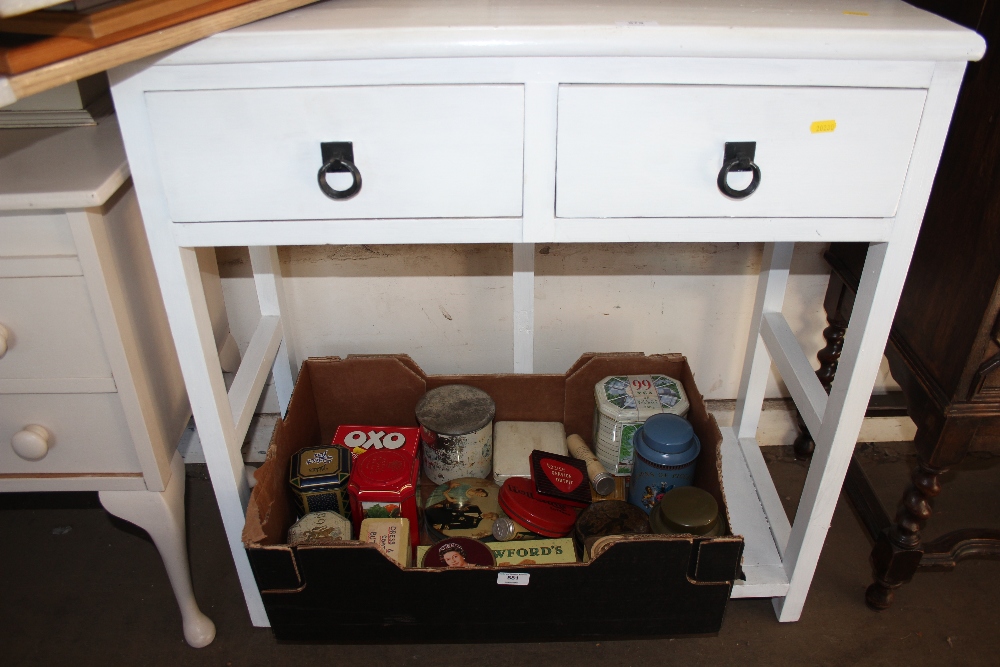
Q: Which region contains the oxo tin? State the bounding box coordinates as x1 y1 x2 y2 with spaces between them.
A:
347 448 420 545
628 414 700 514
593 374 689 476
288 445 353 518
333 425 420 462
415 384 495 484
498 477 580 538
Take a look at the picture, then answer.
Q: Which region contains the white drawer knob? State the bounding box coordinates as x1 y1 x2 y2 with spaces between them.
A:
0 324 9 358
12 424 51 461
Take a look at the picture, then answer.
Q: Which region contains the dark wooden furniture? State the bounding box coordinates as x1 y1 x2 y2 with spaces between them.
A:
795 0 1000 610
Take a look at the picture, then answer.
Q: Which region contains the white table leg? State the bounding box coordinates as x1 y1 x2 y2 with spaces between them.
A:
99 451 216 648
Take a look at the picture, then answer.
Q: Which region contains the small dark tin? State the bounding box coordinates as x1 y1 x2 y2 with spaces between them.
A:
573 500 651 558
288 446 353 517
650 486 724 536
530 449 592 506
422 537 496 568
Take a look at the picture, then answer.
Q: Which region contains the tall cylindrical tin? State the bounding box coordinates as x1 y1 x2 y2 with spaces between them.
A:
415 384 495 484
593 374 689 476
627 413 700 514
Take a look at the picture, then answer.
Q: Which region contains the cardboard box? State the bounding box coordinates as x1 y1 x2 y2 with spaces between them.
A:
243 353 743 642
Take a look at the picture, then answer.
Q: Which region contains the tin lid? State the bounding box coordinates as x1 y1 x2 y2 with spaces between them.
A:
651 486 720 535
415 384 496 435
422 537 496 568
498 477 579 538
288 446 352 491
423 477 503 540
632 414 701 467
594 375 690 422
573 500 651 548
347 449 417 496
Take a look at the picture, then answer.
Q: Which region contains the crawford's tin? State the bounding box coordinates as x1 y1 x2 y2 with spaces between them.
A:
360 517 412 567
333 425 420 462
488 538 577 565
287 510 353 546
288 445 353 518
593 374 689 476
573 500 651 560
628 414 700 514
347 448 420 546
650 486 724 537
492 421 567 485
498 477 580 538
416 384 496 484
423 477 503 541
421 537 496 568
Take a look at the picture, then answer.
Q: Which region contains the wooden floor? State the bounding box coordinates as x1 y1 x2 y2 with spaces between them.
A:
1 443 999 665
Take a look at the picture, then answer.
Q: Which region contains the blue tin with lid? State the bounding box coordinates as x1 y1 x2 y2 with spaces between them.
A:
627 413 700 514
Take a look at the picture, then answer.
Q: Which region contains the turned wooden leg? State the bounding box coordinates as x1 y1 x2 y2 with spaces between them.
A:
793 321 847 459
865 460 945 610
99 452 217 648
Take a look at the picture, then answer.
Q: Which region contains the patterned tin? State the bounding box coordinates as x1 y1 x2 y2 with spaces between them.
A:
488 538 577 565
415 384 495 484
360 517 412 567
593 374 690 476
423 477 503 541
347 448 420 546
288 445 353 518
627 414 700 514
332 425 420 462
287 510 353 546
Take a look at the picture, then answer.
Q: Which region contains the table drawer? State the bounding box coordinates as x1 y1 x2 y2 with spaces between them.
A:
556 85 927 219
146 85 525 222
0 276 112 383
0 393 140 474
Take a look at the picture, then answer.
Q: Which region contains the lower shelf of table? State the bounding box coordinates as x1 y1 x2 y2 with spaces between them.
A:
717 422 790 599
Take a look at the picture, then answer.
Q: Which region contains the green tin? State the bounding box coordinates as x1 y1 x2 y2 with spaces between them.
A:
288 446 353 518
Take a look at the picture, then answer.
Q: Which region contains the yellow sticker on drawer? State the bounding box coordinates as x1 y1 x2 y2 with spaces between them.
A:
811 120 837 134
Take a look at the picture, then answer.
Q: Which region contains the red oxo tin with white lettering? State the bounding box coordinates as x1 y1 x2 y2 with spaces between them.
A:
347 449 420 546
498 477 580 538
333 425 420 462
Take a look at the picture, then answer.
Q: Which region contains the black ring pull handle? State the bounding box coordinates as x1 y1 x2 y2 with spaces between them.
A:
317 141 362 200
717 141 761 200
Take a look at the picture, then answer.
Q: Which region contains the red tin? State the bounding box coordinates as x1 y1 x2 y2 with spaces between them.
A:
422 537 496 568
333 425 420 462
498 477 580 538
348 448 420 546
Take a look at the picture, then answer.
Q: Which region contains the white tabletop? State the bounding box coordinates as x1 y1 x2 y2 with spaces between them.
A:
158 0 985 65
0 115 129 211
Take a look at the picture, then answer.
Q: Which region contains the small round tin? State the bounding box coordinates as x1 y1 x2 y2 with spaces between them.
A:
497 477 580 538
593 374 689 476
416 384 496 485
422 537 496 568
628 413 700 514
573 500 651 557
423 477 503 541
490 516 537 541
650 486 724 536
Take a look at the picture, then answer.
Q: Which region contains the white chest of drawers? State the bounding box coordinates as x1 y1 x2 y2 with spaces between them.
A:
0 118 215 646
108 0 984 627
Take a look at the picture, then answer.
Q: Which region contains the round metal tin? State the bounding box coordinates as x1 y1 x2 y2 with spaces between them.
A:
350 448 415 492
421 537 496 568
573 500 651 555
650 486 723 536
498 477 579 538
417 384 497 484
628 413 700 513
423 477 503 540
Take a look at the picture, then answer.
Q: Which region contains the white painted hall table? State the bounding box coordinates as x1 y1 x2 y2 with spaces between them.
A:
107 0 985 626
